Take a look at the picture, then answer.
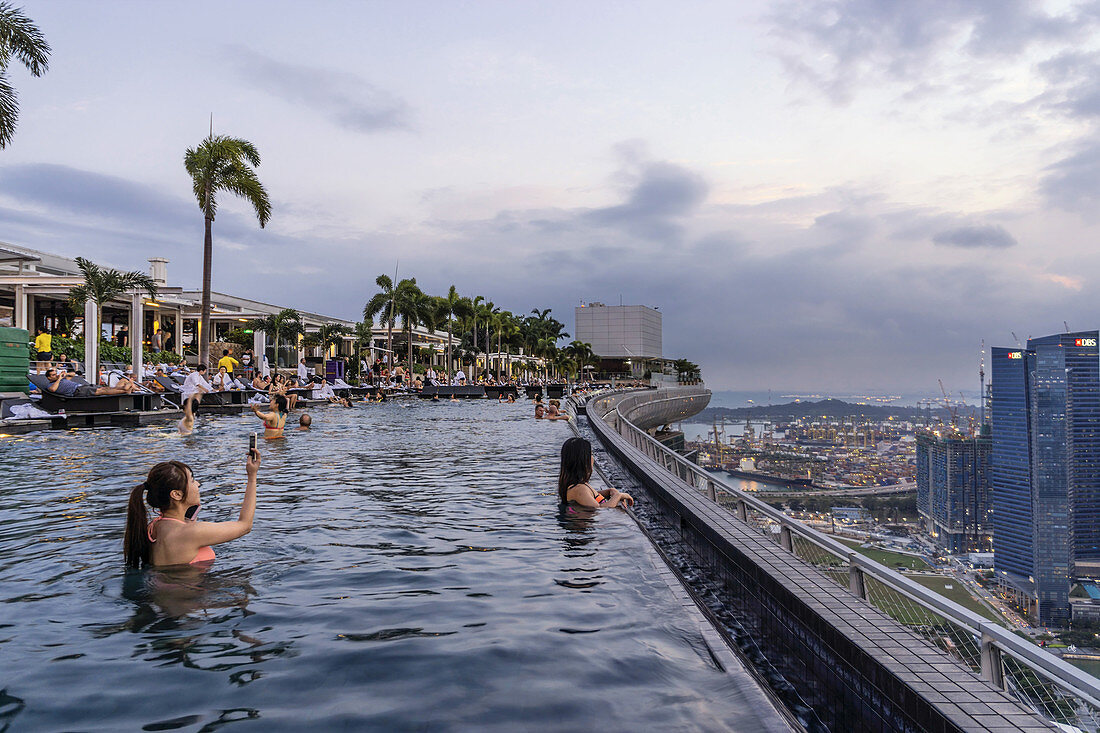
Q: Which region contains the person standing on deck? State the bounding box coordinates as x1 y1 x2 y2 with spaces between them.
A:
33 328 52 372
218 349 239 375
150 329 163 353
297 358 308 385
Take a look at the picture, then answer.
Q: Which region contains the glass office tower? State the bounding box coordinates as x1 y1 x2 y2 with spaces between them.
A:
991 346 1035 582
992 332 1100 625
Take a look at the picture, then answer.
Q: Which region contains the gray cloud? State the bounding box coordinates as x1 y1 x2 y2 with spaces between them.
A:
770 0 1099 104
225 46 411 133
583 161 708 242
932 224 1017 249
1042 140 1100 216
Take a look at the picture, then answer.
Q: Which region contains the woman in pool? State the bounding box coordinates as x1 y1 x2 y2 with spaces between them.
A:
123 451 260 567
251 393 288 438
558 437 634 509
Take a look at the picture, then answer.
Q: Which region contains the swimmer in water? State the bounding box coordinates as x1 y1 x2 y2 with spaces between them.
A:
250 393 288 438
558 436 633 509
297 413 311 430
178 395 196 436
123 450 261 567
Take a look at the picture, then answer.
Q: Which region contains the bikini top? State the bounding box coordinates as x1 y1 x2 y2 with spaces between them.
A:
567 483 604 504
147 515 215 565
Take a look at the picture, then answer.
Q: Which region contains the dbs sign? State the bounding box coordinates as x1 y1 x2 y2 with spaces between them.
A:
1076 338 1098 347
1008 352 1023 359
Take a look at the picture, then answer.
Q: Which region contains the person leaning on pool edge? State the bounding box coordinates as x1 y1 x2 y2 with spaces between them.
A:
123 450 260 567
558 437 634 509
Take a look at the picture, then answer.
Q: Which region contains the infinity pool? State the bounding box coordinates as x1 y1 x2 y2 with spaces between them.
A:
0 400 779 731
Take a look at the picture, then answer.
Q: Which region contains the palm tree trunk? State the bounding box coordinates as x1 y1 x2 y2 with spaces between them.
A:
199 215 214 366
386 316 393 370
446 315 453 382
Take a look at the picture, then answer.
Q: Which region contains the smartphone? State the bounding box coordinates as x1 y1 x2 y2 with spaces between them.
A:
184 504 199 520
249 432 257 457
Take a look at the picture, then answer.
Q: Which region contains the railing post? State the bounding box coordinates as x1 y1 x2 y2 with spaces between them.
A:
780 525 793 552
706 479 717 502
736 500 748 522
849 563 867 600
980 631 1005 689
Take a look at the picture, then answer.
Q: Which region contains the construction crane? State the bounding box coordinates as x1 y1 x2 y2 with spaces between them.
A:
939 379 959 428
960 391 976 436
1011 331 1021 348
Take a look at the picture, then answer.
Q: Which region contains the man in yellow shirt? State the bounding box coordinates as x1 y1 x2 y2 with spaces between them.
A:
218 349 240 374
34 328 52 372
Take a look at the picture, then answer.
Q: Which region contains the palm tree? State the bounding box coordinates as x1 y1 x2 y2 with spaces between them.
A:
363 274 402 368
393 279 426 373
565 340 596 380
499 314 521 379
249 309 303 377
68 257 158 379
313 322 349 358
476 300 498 379
436 285 467 380
184 134 272 366
351 321 374 380
0 3 49 149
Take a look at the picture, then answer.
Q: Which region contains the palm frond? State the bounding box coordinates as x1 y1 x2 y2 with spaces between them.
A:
0 3 50 76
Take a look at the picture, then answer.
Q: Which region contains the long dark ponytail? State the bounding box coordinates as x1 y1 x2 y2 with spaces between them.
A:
124 461 192 567
558 437 592 503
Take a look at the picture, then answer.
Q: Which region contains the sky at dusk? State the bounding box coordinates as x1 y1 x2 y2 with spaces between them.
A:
3 0 1100 393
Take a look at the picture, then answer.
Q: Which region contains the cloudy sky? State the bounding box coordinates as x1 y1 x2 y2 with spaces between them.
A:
4 0 1100 392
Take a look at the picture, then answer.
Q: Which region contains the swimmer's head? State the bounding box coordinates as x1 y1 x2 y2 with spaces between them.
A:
272 393 288 412
558 437 593 503
124 460 197 567
299 413 311 428
534 404 545 418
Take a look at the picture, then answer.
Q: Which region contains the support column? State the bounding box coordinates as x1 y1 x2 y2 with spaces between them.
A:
254 330 268 378
849 563 867 600
13 285 26 330
26 293 35 333
706 479 717 502
980 631 1005 689
131 293 144 379
84 299 98 382
780 526 794 552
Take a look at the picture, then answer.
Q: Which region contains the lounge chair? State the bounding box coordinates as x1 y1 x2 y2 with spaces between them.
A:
28 373 140 413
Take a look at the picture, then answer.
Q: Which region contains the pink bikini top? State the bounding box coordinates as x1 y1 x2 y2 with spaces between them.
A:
147 515 215 564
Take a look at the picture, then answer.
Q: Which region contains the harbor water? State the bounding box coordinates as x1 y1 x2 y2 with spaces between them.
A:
0 400 780 731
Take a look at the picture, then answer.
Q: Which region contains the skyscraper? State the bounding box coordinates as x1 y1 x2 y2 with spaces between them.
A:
916 430 992 554
990 332 1100 625
991 346 1035 582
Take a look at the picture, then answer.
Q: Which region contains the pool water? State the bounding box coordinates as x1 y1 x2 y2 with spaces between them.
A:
0 400 779 731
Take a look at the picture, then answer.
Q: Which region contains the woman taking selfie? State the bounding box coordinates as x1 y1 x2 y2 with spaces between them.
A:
123 450 261 567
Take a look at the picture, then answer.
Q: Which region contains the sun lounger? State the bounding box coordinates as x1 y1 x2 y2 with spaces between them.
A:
484 385 518 399
419 385 487 399
28 373 140 413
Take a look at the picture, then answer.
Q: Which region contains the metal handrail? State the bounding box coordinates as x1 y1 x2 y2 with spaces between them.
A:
589 388 1100 711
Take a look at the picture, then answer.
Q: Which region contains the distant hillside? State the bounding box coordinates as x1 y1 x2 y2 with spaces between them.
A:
686 399 962 423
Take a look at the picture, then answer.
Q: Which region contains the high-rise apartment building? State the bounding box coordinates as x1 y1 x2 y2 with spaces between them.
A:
916 430 992 554
990 332 1100 626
